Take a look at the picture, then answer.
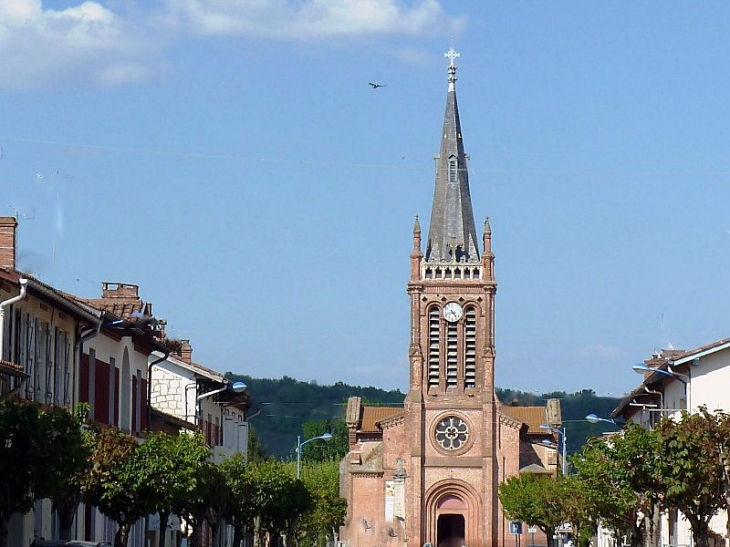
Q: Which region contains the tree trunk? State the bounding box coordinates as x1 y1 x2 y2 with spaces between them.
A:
233 524 244 547
253 518 262 547
0 516 9 547
55 500 79 541
115 522 131 547
158 511 170 547
691 519 710 547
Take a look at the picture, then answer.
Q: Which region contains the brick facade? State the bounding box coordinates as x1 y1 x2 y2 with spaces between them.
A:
339 51 555 547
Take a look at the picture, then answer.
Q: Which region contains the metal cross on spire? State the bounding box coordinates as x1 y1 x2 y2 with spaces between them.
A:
445 47 459 91
444 47 460 67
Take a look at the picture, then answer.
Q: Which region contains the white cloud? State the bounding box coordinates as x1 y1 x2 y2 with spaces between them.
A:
0 0 462 89
572 344 622 362
161 0 464 40
0 0 168 89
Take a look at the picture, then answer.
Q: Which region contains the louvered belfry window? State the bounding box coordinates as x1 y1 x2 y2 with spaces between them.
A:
446 322 458 389
428 307 440 388
427 304 478 391
464 307 477 388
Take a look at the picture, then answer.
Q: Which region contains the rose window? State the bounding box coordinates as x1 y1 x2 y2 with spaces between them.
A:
434 416 470 450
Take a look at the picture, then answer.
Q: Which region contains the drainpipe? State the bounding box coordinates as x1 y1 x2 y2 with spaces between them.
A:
147 349 170 430
0 278 28 361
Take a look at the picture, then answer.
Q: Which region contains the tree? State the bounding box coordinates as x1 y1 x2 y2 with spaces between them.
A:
572 434 649 547
34 404 94 541
300 419 348 463
85 427 161 547
498 473 568 547
220 454 255 547
136 430 211 547
0 399 44 547
298 460 347 547
247 460 313 547
657 411 726 547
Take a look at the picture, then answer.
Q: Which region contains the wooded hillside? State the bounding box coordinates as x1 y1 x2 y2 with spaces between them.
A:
227 374 623 458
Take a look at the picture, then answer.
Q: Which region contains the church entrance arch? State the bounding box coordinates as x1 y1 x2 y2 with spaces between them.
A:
437 513 465 547
425 481 480 547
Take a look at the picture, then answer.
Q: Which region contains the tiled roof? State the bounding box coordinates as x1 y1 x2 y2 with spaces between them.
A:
360 406 404 433
0 359 26 377
501 406 550 434
81 297 146 319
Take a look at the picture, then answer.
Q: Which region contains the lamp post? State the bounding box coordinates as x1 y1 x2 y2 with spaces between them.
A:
296 432 333 479
197 381 247 402
540 424 566 475
585 413 619 426
633 363 690 412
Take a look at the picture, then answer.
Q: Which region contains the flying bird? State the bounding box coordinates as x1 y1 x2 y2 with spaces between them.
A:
369 82 387 89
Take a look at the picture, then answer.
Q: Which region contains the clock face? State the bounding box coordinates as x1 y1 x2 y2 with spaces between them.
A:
443 302 463 323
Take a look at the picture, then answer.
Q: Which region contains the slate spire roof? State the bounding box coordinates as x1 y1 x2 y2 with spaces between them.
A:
425 48 480 264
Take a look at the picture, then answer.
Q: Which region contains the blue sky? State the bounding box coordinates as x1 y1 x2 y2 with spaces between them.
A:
3 1 730 397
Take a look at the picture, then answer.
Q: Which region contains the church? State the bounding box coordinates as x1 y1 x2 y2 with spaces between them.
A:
339 50 561 547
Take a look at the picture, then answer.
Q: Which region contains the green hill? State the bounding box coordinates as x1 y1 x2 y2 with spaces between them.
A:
228 374 622 458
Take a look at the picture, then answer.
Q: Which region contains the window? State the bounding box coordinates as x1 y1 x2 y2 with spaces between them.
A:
445 322 458 389
428 308 440 388
448 157 458 184
464 308 477 388
434 416 469 450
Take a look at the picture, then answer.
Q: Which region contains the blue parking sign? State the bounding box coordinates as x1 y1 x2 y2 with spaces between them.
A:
509 521 523 535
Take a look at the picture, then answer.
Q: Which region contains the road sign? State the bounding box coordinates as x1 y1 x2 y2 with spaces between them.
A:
509 521 523 535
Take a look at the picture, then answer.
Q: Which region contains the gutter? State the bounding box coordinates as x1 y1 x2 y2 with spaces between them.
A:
0 278 28 361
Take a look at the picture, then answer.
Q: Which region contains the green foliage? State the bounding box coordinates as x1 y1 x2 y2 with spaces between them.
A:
298 460 347 547
35 404 94 540
301 419 348 463
85 427 161 547
571 435 645 547
498 473 567 546
0 399 45 546
246 459 313 545
227 374 404 457
656 410 726 547
230 375 622 459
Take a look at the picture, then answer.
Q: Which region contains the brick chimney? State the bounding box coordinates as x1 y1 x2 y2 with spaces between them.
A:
177 339 193 363
101 282 140 299
0 217 18 271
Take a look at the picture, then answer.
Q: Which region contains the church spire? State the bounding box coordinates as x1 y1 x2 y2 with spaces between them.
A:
425 48 480 264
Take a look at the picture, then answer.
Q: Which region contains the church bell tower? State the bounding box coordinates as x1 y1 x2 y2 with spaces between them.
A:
404 48 499 547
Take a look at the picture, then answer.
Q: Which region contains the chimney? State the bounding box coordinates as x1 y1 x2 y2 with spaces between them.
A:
0 217 18 271
101 282 140 299
177 339 193 363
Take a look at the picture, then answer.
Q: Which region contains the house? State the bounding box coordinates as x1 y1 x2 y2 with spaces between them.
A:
610 340 730 547
1 217 251 547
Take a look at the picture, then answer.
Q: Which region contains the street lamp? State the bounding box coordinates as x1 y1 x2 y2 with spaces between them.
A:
585 413 622 426
632 363 691 411
197 381 247 401
540 424 566 475
296 432 333 479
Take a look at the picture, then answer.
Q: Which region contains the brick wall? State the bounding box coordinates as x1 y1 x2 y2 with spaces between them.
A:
0 217 17 270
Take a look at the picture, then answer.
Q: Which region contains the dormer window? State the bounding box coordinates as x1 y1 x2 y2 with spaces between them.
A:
448 157 457 184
